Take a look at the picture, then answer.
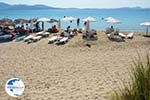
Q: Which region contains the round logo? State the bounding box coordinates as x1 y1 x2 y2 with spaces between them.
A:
5 78 25 97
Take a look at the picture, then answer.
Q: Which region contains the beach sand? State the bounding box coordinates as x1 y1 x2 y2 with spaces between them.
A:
0 31 150 100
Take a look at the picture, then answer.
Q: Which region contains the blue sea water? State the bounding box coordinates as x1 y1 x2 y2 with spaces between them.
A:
0 9 150 32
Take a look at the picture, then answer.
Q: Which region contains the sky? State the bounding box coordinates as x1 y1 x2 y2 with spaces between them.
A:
0 0 150 8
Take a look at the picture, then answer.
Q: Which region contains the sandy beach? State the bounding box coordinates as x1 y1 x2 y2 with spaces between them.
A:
0 31 150 100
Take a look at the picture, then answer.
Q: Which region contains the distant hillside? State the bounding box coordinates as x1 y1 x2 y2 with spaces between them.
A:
0 2 11 10
0 2 149 10
0 2 58 10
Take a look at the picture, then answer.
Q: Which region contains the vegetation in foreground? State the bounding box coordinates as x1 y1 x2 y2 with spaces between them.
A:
111 54 150 100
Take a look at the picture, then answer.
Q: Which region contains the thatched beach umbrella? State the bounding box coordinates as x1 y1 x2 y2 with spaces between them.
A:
140 22 150 36
0 18 13 23
14 18 29 25
0 18 15 26
28 18 37 23
48 19 59 23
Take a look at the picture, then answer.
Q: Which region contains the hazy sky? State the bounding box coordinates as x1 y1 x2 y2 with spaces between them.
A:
1 0 150 8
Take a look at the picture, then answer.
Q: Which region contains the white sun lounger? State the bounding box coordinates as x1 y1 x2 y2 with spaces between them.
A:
36 32 50 37
32 36 42 41
36 32 44 36
60 37 68 42
48 36 58 43
44 32 50 35
119 33 126 38
49 36 58 41
24 35 34 42
48 36 62 44
127 32 134 39
55 37 69 45
43 32 50 37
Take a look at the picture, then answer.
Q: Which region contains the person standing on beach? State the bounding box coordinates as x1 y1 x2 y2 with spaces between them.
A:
42 22 44 31
77 18 80 28
26 24 30 35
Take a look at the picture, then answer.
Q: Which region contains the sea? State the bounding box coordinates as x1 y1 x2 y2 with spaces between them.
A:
0 9 150 32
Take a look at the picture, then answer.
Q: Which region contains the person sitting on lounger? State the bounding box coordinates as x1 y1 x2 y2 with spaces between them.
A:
60 32 65 37
66 26 72 32
47 25 58 33
106 26 114 34
110 26 114 33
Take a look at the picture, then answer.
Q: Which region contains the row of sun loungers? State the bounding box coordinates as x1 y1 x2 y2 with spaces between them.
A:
24 31 50 44
48 36 69 45
107 32 134 42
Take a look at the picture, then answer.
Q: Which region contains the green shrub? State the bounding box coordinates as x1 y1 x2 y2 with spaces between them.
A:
111 54 150 100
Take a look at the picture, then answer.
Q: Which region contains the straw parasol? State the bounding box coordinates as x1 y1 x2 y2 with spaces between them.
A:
0 18 15 26
28 18 37 23
14 18 29 25
48 19 59 23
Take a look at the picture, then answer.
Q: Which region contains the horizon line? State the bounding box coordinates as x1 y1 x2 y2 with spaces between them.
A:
0 2 150 9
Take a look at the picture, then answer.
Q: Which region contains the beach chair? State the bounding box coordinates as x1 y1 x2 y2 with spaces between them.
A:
24 35 34 42
127 32 134 39
119 33 126 39
55 37 69 45
48 36 59 44
36 32 44 36
0 34 13 43
42 32 50 37
32 36 42 42
108 34 125 42
15 35 26 42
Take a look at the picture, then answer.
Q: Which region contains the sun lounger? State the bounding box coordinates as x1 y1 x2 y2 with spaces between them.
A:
119 33 126 39
32 36 42 42
36 32 50 37
55 37 69 45
24 35 34 42
36 32 44 36
48 36 59 44
42 32 50 37
127 32 134 39
0 34 13 42
108 34 125 42
15 35 26 42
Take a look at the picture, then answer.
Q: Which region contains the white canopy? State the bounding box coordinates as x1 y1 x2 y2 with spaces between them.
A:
37 18 51 22
140 22 150 26
105 17 121 24
60 16 76 22
83 16 96 22
140 22 150 36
